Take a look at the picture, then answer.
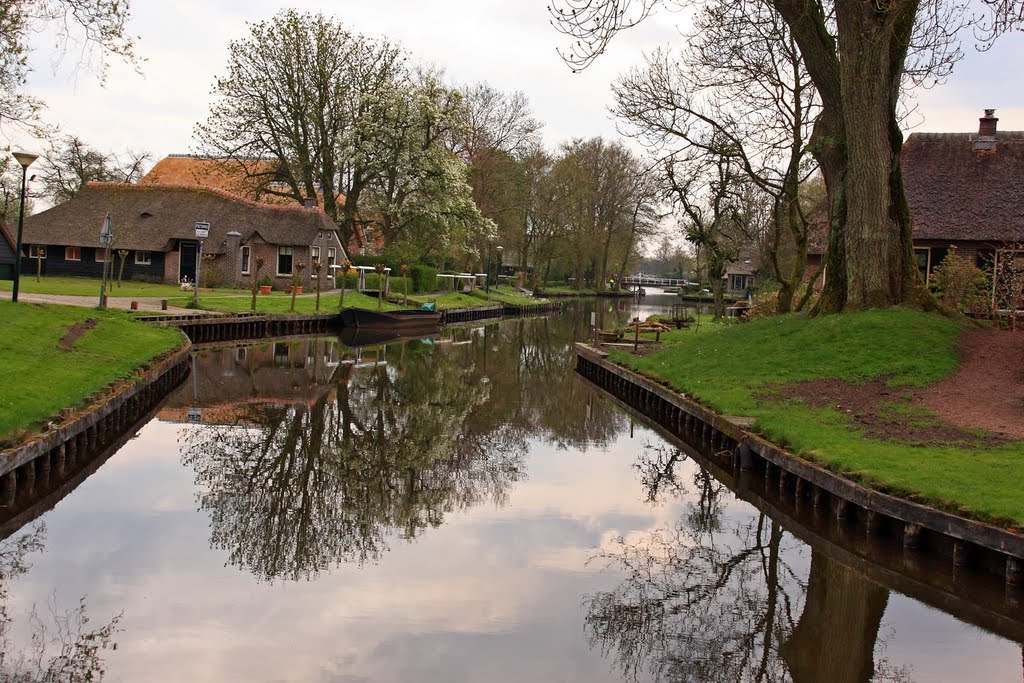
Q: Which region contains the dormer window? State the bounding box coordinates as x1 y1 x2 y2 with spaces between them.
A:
140 211 153 219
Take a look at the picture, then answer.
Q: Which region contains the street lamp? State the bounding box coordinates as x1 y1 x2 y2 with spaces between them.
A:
10 151 38 303
494 245 503 292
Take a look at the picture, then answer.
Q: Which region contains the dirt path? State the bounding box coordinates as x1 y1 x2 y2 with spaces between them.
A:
917 329 1024 440
58 319 98 350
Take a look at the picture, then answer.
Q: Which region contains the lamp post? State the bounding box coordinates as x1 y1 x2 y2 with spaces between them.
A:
495 245 503 291
10 151 38 303
98 213 113 309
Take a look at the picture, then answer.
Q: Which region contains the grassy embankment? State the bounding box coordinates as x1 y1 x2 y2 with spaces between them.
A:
167 290 400 314
610 309 1024 527
0 301 184 442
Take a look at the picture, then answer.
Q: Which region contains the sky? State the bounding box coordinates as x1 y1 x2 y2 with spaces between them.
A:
7 1 1024 168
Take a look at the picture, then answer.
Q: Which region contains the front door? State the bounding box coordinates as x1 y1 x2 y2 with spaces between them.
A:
179 242 198 284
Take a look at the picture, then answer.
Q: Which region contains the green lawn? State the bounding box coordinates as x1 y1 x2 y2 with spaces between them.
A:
0 275 241 298
536 284 599 296
0 301 185 441
169 290 402 314
479 286 549 306
407 291 498 310
612 309 1024 527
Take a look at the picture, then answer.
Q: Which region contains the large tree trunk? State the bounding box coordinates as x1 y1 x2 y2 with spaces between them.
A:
782 551 889 683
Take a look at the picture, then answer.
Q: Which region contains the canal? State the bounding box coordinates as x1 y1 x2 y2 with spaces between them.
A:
1 296 1021 681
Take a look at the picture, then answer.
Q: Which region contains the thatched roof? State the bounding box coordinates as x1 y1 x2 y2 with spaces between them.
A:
902 131 1024 243
141 155 293 204
23 182 340 254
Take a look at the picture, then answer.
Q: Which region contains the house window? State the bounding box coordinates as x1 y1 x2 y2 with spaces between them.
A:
310 246 320 276
236 347 247 362
28 246 46 259
277 246 293 276
95 249 106 263
65 246 81 261
241 245 251 275
274 342 289 366
327 247 336 269
730 274 747 291
317 231 323 239
134 250 152 265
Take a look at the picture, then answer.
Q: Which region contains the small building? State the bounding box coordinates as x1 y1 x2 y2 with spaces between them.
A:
902 109 1024 284
724 247 759 296
0 220 16 280
21 182 347 290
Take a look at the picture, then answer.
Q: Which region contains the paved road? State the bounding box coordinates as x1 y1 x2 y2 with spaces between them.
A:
2 288 344 316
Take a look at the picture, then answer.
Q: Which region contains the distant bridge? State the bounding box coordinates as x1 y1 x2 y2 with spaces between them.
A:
621 275 694 288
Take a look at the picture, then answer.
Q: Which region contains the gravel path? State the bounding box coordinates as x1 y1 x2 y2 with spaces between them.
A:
917 329 1024 440
1 290 201 314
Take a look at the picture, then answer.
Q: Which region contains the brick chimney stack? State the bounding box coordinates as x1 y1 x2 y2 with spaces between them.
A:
979 108 998 137
303 197 318 209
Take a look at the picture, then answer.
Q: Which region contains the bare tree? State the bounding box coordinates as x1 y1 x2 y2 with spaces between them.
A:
0 0 139 134
38 135 150 204
667 145 759 317
613 0 819 312
552 0 1020 313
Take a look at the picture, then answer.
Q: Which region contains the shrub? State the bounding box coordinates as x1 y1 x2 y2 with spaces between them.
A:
410 265 438 293
746 289 780 320
931 248 990 315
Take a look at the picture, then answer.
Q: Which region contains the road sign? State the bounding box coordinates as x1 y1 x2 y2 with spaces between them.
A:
99 213 112 245
195 221 210 239
187 407 202 424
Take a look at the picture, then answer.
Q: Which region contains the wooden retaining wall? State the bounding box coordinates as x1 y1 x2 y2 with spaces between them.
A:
594 382 1024 641
149 313 339 344
502 302 561 316
0 342 192 498
441 305 504 324
575 343 1024 587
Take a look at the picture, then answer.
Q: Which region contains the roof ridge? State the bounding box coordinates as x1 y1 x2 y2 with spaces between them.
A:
83 181 330 220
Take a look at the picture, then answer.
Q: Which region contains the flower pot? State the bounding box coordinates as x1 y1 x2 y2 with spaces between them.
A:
259 285 272 295
292 286 303 295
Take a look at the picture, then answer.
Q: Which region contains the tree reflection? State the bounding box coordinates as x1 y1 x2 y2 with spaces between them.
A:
586 445 911 683
0 524 123 681
177 311 629 583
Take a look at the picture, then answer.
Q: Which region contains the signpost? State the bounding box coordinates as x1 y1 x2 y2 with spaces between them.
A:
193 221 209 308
98 213 113 309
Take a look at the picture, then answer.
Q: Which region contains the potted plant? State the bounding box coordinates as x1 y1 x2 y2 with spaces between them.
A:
259 275 272 295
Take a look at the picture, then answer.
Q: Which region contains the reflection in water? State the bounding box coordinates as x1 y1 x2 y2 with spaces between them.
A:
167 314 626 582
587 444 914 683
0 525 122 681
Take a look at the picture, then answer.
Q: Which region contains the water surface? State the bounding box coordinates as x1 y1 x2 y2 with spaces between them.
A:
1 296 1021 681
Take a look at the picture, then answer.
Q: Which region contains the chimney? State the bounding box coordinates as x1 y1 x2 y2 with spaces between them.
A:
979 108 998 137
303 198 318 209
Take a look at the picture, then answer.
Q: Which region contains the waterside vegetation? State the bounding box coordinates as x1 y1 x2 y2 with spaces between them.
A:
0 301 184 442
610 309 1024 527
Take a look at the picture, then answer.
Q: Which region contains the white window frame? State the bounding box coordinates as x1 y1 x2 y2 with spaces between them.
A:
95 249 106 263
277 246 294 277
914 247 932 285
310 246 320 277
241 245 251 275
134 250 152 265
327 247 336 269
64 246 80 261
29 245 46 259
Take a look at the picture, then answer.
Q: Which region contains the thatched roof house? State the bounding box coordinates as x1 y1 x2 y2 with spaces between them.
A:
902 109 1024 281
141 154 368 253
21 182 347 289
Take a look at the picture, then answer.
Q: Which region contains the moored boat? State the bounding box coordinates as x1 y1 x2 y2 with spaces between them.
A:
340 307 442 330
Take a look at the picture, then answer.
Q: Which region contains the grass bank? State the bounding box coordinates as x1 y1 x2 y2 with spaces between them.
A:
407 292 499 310
611 309 1024 527
0 301 184 441
478 286 549 306
168 290 401 314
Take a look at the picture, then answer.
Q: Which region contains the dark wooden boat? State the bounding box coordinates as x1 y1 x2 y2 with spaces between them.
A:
339 327 439 348
340 307 442 330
